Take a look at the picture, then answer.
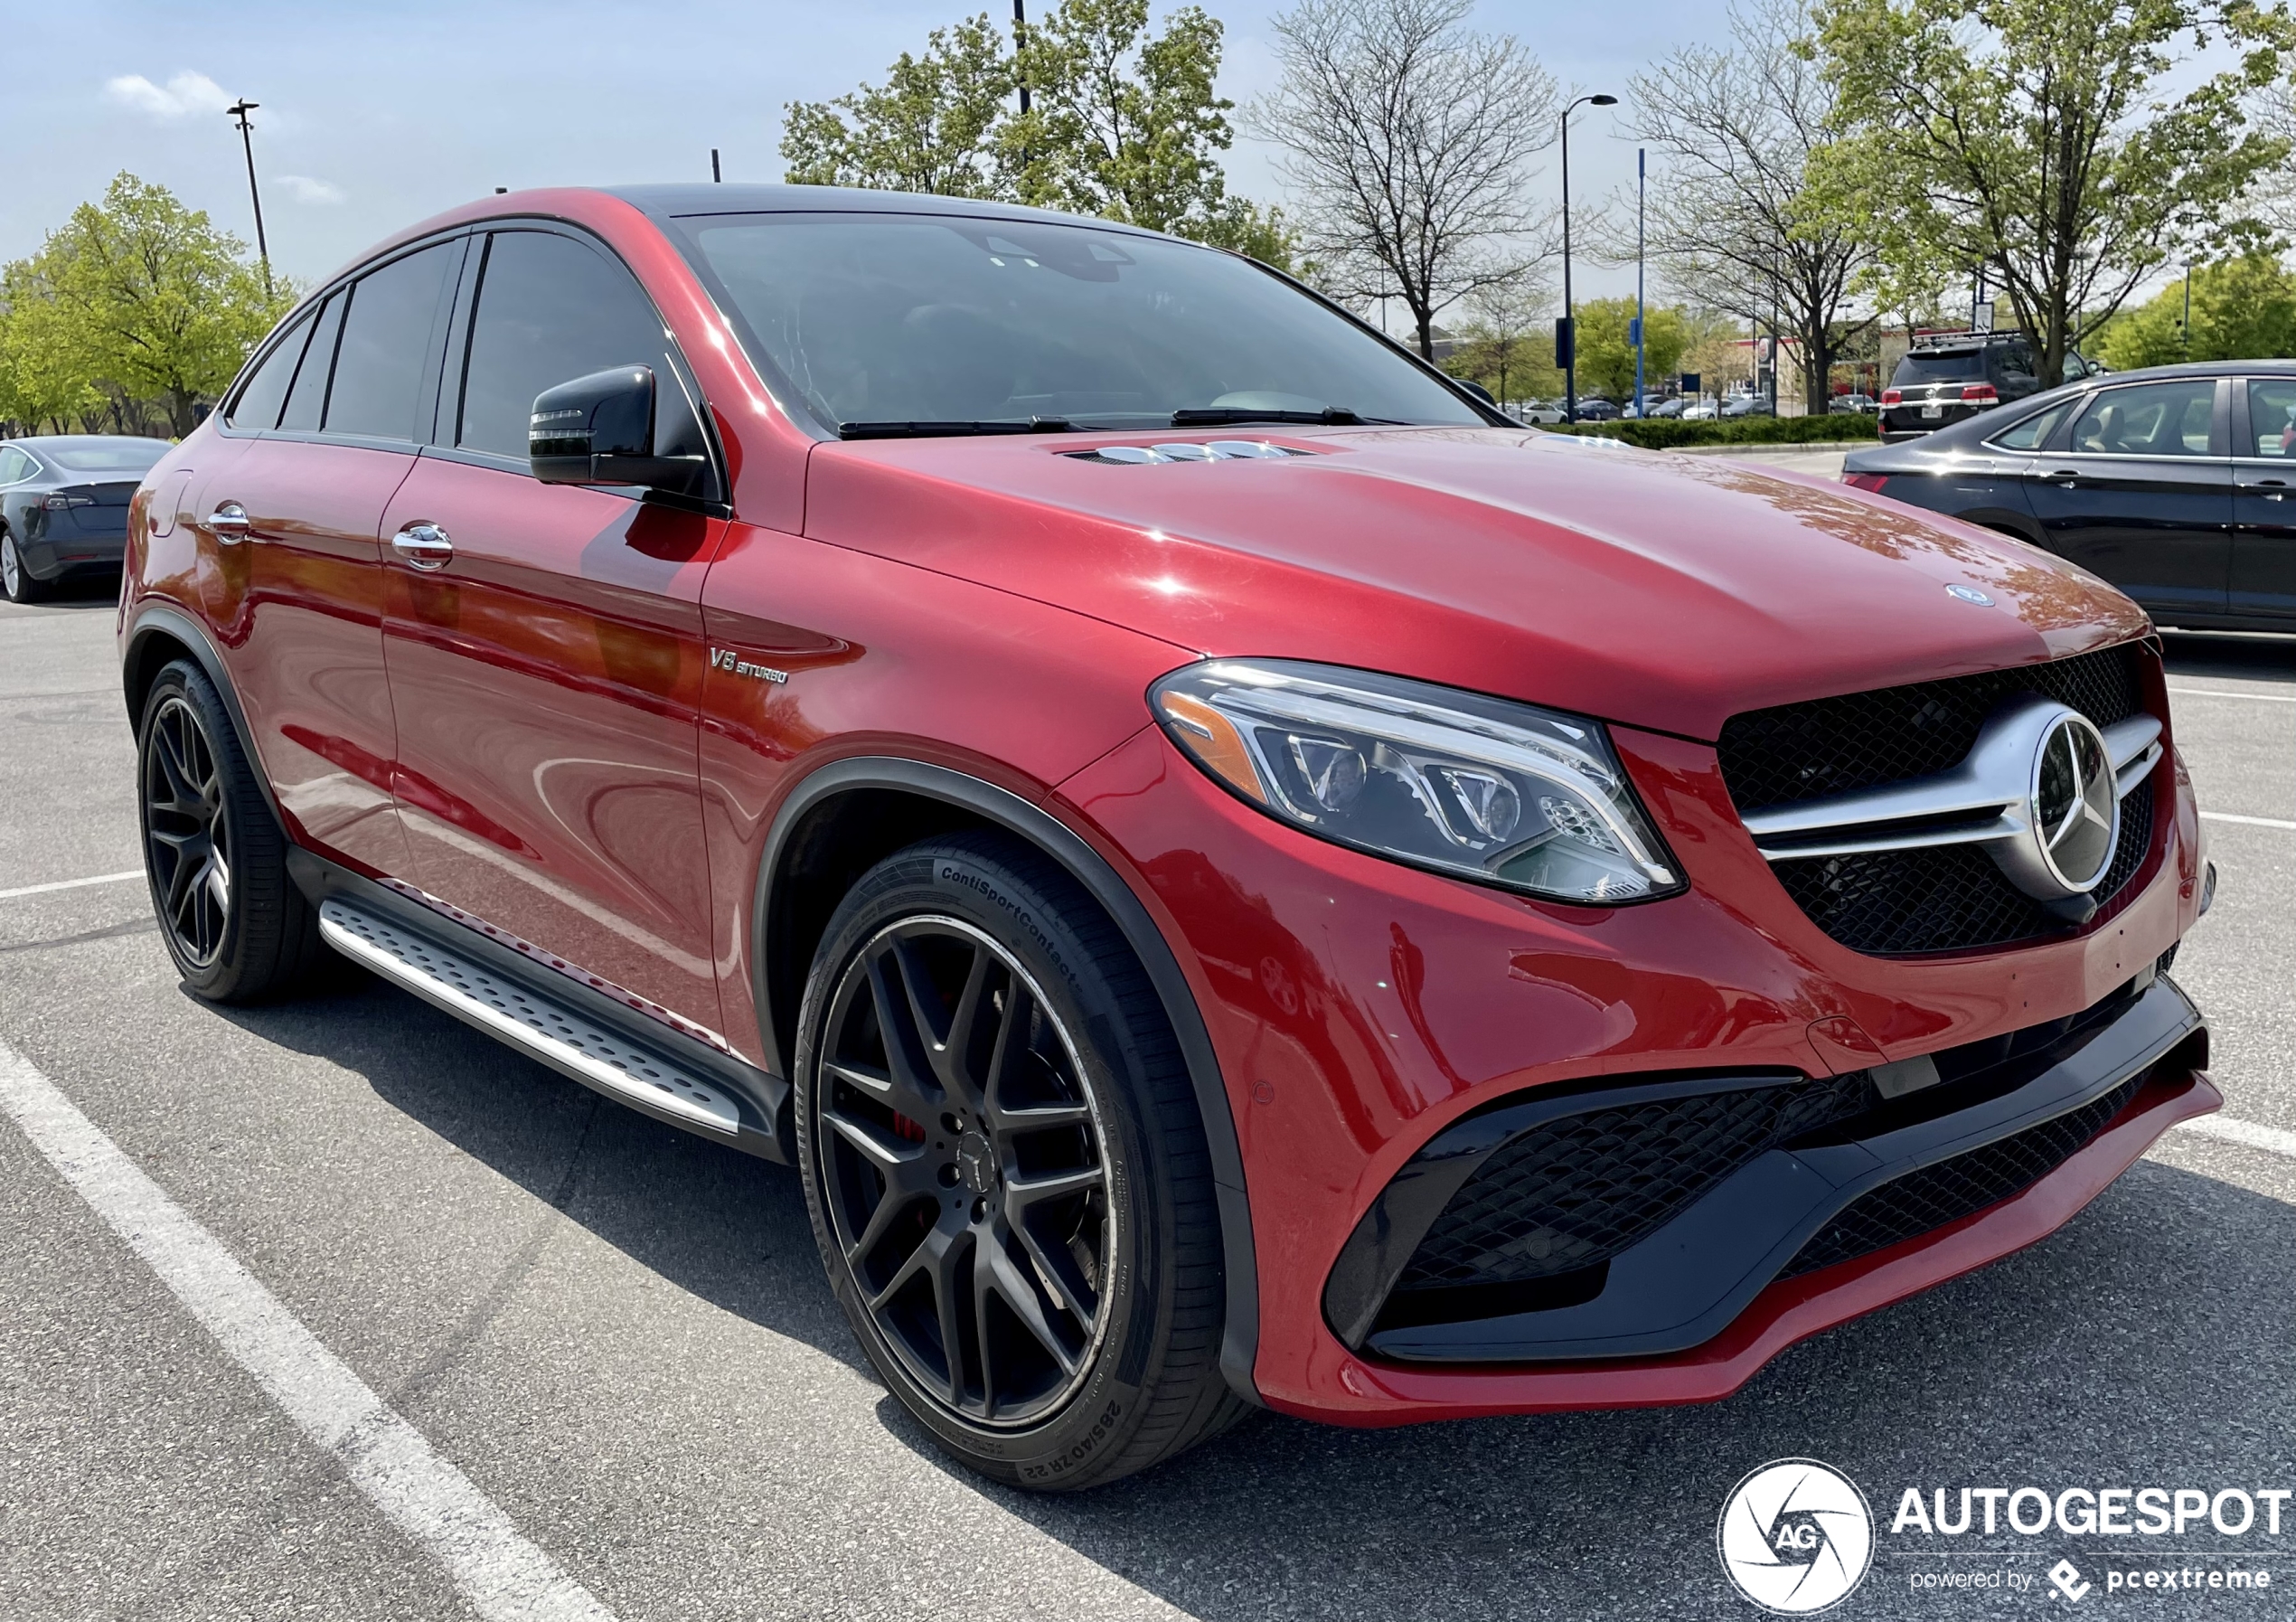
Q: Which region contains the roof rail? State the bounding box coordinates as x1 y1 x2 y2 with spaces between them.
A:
1911 327 2023 349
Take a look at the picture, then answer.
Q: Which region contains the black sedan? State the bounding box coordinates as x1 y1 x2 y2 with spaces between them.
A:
1842 360 2296 633
0 436 173 604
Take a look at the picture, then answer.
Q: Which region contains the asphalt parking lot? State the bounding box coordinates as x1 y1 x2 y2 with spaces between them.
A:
3 570 2291 1621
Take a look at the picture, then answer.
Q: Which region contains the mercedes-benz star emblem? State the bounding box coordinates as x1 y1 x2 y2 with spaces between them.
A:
1944 583 1993 605
2030 711 2117 893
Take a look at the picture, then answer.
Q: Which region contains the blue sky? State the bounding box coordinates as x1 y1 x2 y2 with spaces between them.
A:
5 0 1737 307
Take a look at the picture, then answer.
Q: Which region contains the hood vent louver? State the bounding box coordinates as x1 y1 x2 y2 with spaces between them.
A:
1068 440 1313 466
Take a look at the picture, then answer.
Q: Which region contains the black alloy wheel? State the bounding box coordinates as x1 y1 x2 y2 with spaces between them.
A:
817 915 1111 1426
144 693 232 965
135 659 325 1001
795 832 1247 1490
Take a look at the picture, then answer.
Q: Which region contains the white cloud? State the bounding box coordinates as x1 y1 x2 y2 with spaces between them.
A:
278 174 345 206
105 71 233 120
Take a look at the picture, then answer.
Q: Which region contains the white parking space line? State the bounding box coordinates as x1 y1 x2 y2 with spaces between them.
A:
2169 686 2296 704
0 869 142 902
2177 1114 2296 1162
2201 811 2296 831
0 1036 617 1622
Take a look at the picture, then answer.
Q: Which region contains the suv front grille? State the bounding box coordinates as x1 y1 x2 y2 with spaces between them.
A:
1718 644 2157 955
1781 1074 2145 1278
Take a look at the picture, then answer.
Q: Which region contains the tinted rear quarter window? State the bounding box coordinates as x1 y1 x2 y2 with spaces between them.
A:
229 311 314 429
279 293 345 432
0 447 35 483
456 230 702 463
325 244 456 440
1989 400 2074 450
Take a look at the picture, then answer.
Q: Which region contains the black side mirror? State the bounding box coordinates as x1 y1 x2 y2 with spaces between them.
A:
530 366 706 495
1453 377 1498 408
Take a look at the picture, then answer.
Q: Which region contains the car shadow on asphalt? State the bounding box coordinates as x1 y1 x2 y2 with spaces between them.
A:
208 974 2296 1619
202 967 870 1379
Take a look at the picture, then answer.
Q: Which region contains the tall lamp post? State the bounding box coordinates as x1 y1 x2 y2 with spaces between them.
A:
1633 146 1646 419
1558 91 1616 424
225 99 271 298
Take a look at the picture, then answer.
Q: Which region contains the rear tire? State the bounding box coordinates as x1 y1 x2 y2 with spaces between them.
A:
136 659 324 1002
793 830 1247 1490
1 530 44 604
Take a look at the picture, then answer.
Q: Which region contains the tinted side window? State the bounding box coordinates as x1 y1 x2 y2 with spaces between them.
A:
228 312 314 429
1990 401 2073 451
325 245 455 441
0 447 34 482
279 293 345 433
456 231 704 465
2068 380 2216 457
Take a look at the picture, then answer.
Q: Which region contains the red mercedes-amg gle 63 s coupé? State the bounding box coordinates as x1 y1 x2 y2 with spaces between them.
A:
121 186 2216 1489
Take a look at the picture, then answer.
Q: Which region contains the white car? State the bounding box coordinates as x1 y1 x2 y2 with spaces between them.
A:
1680 401 1719 420
1514 399 1565 425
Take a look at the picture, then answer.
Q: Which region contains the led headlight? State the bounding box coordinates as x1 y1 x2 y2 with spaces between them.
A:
1151 660 1682 903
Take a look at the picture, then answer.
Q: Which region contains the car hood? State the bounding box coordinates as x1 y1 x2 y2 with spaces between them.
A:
799 426 2149 740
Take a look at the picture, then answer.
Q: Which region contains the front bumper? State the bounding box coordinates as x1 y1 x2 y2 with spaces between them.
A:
1323 975 2205 1364
1054 648 2206 1421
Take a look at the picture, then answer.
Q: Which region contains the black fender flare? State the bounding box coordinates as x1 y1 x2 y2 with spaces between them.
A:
121 599 286 827
754 756 1262 1403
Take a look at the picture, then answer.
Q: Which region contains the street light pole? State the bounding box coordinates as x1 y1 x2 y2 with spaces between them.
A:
1633 146 1646 419
1558 91 1616 425
225 99 271 297
2181 261 2193 355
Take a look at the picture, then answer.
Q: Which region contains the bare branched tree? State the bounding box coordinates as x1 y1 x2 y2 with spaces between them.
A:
1248 0 1559 359
1626 0 1873 412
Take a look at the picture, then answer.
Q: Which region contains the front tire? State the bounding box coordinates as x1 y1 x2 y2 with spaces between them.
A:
794 831 1246 1489
136 659 324 1001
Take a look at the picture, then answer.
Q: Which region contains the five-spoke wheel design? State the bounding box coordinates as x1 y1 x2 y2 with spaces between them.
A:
815 915 1112 1427
142 693 232 966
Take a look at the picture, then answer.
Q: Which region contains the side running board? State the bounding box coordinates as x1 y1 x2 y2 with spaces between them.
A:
318 901 743 1137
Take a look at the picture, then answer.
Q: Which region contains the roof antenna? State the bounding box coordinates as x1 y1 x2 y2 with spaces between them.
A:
494 186 508 194
711 148 721 184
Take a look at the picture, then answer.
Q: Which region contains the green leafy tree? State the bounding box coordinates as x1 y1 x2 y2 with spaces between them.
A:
0 258 103 432
1569 297 1690 401
28 173 287 435
1808 0 2294 388
2097 253 2296 367
779 2 1294 267
1016 0 1230 229
781 15 1019 197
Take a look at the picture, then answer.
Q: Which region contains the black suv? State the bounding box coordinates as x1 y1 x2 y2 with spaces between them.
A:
1880 332 2094 441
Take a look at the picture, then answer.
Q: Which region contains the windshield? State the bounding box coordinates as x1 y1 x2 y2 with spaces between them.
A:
41 438 172 474
676 212 1485 434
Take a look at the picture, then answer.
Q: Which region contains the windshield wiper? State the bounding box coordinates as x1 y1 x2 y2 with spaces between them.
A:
1171 406 1389 428
838 418 1076 439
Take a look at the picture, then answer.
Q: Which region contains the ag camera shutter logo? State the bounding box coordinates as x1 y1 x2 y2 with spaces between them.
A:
1718 1458 1875 1614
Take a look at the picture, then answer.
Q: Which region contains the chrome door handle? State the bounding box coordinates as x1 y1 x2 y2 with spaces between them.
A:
390 522 454 570
2046 470 2079 486
207 502 250 542
2249 479 2288 501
